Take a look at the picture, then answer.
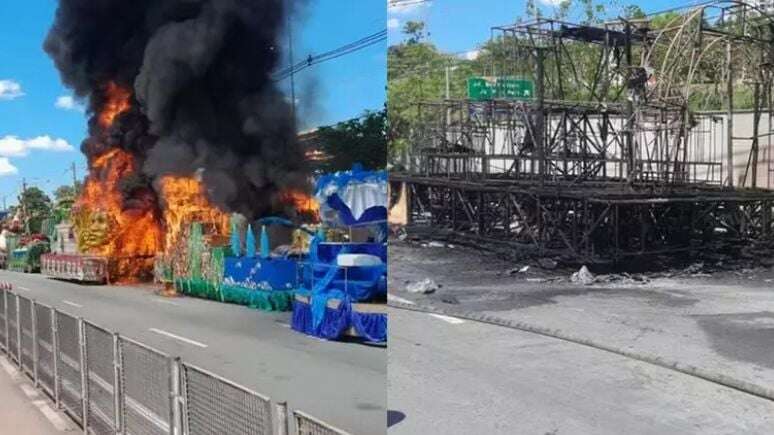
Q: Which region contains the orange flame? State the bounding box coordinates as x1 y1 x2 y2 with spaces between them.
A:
73 81 319 283
98 82 132 128
74 148 163 282
281 189 320 218
158 175 230 257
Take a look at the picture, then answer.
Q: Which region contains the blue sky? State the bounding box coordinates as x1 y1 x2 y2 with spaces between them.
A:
388 0 689 52
0 0 386 206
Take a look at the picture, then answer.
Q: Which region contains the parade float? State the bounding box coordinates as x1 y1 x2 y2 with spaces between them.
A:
8 234 50 273
41 194 109 282
291 165 388 343
173 215 315 311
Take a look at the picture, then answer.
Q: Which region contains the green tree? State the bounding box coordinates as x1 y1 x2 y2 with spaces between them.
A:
53 182 81 203
317 110 387 172
52 182 81 223
403 21 427 45
18 186 52 234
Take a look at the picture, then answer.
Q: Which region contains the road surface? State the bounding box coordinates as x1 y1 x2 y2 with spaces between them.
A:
0 355 74 434
0 270 385 435
388 307 774 434
390 240 774 397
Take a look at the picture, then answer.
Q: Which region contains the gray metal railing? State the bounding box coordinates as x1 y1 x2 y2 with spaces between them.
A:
118 336 173 435
7 293 18 363
0 287 353 435
181 362 273 435
294 411 354 435
0 289 6 351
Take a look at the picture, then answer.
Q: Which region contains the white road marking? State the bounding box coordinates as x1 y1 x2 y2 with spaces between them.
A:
388 294 416 305
17 286 31 292
153 299 180 306
429 314 466 325
149 328 208 348
62 300 83 308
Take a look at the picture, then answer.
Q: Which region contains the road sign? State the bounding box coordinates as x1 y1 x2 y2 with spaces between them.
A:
467 77 534 101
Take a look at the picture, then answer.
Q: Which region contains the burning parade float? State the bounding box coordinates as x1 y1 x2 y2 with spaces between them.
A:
35 0 387 345
40 83 322 302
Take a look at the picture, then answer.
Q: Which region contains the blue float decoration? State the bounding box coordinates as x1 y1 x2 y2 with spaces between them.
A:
260 225 270 259
245 224 256 258
291 295 387 343
223 257 297 291
230 221 241 257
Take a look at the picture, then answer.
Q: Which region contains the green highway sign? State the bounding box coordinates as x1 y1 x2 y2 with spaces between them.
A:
467 76 534 101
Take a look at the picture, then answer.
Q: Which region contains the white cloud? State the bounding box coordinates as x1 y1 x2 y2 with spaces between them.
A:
0 135 75 158
388 0 429 15
55 95 85 112
538 0 566 6
0 158 18 176
388 18 400 29
0 80 24 101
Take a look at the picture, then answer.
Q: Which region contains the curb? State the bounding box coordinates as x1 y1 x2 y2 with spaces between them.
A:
388 299 774 403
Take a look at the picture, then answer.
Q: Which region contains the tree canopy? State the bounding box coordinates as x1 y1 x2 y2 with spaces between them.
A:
18 186 52 234
317 110 387 173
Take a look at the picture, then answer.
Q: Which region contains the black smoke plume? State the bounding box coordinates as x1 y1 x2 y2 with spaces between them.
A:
44 0 309 219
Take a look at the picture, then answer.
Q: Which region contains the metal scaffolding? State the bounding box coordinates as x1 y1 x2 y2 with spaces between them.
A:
393 1 774 261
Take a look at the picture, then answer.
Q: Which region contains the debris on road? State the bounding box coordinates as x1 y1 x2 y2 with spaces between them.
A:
571 265 595 285
406 278 439 294
440 295 460 304
508 265 530 275
538 258 558 270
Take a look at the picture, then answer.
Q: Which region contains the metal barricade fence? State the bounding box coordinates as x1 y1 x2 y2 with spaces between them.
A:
118 336 173 435
0 288 355 435
84 321 117 435
18 295 34 377
181 362 273 435
7 292 18 364
34 302 56 398
56 310 84 425
293 411 353 435
0 288 6 351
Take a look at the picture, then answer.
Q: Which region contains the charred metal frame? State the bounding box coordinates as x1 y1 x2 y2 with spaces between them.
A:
394 1 774 261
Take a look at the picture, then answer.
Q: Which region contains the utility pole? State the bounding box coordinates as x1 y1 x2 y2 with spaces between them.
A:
71 162 78 190
445 63 451 130
21 178 29 235
445 64 451 100
287 12 296 125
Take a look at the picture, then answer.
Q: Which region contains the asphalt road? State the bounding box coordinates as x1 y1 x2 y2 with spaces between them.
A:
0 270 385 435
388 307 774 434
390 241 774 398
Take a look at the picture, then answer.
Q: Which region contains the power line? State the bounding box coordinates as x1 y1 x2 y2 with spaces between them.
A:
275 29 387 79
273 29 387 81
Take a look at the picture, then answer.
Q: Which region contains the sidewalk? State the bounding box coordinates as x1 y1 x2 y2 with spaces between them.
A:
0 356 74 434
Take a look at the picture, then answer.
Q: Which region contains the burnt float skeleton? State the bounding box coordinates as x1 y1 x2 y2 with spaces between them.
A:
393 1 774 261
